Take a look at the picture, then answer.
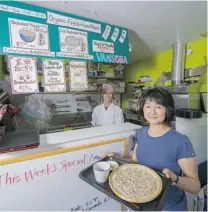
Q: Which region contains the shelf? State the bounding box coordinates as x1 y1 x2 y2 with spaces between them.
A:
128 82 152 86
35 91 124 94
88 76 124 80
37 72 124 80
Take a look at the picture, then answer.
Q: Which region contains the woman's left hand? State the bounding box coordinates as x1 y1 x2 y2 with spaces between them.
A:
162 168 177 182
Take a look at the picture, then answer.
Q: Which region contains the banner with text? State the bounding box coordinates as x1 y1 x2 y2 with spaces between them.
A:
0 1 130 64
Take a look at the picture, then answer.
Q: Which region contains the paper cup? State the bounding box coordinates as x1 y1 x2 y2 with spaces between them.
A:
93 162 110 183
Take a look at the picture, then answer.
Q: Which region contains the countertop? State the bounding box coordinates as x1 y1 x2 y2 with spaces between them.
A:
0 122 141 162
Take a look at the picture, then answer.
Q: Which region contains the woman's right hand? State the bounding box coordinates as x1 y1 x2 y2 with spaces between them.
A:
105 152 117 157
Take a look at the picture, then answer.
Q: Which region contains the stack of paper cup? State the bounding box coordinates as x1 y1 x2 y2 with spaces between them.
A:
93 162 110 183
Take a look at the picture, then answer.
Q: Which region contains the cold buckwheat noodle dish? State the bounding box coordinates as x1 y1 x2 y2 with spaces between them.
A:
109 164 162 203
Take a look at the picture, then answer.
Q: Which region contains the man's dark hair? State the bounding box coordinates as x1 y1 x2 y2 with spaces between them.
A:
139 87 175 124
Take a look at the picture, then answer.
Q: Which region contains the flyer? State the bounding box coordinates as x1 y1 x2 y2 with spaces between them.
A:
8 56 39 94
43 59 66 92
102 25 111 40
69 60 88 91
9 18 49 50
59 27 89 55
119 29 127 44
111 27 119 42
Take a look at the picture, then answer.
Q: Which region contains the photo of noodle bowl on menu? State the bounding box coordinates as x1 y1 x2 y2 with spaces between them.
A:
59 27 89 55
9 18 49 50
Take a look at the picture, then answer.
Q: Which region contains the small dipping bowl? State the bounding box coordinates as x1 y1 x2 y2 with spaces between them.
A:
106 160 119 171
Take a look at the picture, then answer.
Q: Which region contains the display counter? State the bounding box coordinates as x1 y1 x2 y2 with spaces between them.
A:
0 122 141 211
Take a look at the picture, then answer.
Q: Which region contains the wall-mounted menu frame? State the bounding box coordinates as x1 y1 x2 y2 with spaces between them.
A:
0 1 130 64
8 56 39 94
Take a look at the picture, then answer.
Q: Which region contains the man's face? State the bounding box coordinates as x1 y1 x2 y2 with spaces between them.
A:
103 92 113 103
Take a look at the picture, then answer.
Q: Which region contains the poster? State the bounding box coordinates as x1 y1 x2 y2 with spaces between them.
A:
102 25 111 40
0 4 46 19
111 27 119 42
47 11 101 33
8 56 39 94
92 40 114 54
69 61 88 91
59 27 89 55
43 59 66 92
9 18 49 50
119 29 127 44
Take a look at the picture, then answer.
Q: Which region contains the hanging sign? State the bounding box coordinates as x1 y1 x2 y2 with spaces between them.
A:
8 56 39 94
43 59 66 92
0 1 130 64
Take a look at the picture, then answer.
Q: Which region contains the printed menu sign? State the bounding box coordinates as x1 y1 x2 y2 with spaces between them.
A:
59 27 89 54
8 56 39 94
92 40 114 54
69 60 88 91
43 59 66 92
9 18 49 50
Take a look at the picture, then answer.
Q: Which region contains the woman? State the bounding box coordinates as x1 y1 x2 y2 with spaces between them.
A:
91 84 124 126
107 87 200 211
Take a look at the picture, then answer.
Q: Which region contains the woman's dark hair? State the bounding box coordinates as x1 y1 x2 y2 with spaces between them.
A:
139 87 175 124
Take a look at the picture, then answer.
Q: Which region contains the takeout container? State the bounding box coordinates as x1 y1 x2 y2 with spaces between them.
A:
79 156 171 211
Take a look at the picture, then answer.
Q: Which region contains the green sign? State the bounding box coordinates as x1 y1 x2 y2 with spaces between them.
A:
0 1 130 64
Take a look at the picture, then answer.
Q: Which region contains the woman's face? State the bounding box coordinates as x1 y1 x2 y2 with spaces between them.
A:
143 100 166 125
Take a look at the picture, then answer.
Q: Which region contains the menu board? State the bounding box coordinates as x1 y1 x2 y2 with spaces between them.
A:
0 1 130 64
8 56 39 94
69 60 88 91
43 59 66 92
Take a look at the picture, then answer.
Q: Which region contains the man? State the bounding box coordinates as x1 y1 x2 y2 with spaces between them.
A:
91 84 124 126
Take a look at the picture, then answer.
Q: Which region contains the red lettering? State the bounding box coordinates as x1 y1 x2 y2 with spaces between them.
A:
77 154 86 165
5 173 12 185
60 160 68 172
0 173 21 186
24 169 36 182
35 170 43 176
25 164 57 181
14 175 21 184
60 155 86 172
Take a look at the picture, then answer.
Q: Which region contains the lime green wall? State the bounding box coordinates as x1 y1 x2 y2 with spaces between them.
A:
123 38 207 108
